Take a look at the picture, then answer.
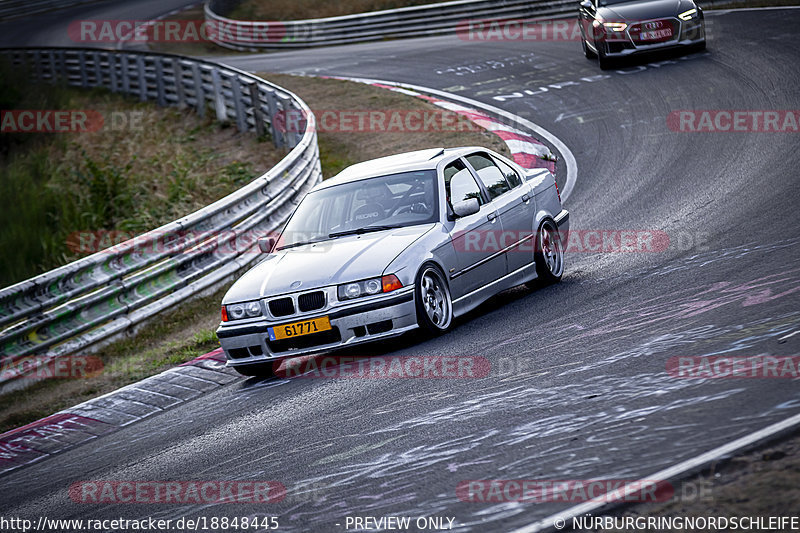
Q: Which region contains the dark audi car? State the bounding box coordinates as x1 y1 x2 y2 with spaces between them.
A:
578 0 706 69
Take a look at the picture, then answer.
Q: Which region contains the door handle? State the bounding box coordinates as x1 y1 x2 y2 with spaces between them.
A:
521 193 530 202
487 212 497 222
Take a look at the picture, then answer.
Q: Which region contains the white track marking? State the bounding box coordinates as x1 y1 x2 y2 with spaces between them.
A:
511 411 800 533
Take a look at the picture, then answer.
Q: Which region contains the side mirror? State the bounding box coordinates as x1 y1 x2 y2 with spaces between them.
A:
580 0 592 8
452 198 480 218
258 236 276 254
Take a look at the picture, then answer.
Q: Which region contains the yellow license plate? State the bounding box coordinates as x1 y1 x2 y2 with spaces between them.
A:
268 316 331 341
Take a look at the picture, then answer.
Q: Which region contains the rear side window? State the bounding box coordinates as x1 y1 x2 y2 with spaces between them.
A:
444 159 484 207
466 153 511 200
493 156 522 188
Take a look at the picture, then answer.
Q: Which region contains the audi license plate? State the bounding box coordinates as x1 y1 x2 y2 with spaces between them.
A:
641 28 672 40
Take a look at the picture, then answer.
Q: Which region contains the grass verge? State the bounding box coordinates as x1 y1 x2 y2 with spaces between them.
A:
0 64 284 287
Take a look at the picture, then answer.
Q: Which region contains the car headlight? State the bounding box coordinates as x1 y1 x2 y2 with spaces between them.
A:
602 22 627 32
678 8 698 20
338 274 403 301
223 301 262 321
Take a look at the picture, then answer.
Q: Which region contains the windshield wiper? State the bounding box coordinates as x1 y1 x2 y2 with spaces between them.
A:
329 225 402 239
276 238 329 251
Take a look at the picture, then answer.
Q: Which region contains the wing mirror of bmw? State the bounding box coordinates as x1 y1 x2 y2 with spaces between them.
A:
452 198 480 218
258 236 276 254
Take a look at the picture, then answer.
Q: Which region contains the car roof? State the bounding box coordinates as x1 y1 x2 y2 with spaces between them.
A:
315 146 486 190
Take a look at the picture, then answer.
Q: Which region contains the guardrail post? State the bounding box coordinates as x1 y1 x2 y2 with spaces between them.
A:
32 50 43 81
263 88 283 149
109 53 119 92
56 49 67 82
210 67 228 123
47 50 56 83
136 55 147 102
190 62 205 117
231 76 247 132
247 81 266 137
172 58 186 108
155 57 167 107
78 51 89 87
277 94 298 148
121 54 131 93
92 51 102 87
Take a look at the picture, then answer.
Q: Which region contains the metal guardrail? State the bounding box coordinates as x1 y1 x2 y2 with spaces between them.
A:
205 0 754 50
205 0 578 50
0 0 109 21
0 48 322 391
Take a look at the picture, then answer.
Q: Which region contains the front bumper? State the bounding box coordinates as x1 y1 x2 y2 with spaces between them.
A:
216 287 418 367
601 18 705 58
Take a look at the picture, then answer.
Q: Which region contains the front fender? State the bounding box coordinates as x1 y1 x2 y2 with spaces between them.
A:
383 223 454 289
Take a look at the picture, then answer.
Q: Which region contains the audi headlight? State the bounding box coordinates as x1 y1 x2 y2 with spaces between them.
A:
678 8 698 20
224 301 262 321
602 22 627 32
338 275 403 301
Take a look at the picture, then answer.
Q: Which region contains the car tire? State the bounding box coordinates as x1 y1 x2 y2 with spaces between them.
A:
583 38 597 59
533 219 565 284
415 264 453 333
233 362 275 377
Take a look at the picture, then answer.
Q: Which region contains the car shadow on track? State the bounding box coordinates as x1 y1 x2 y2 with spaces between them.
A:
236 276 578 389
599 46 710 72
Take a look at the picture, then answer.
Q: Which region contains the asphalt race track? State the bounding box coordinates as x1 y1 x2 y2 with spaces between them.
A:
2 3 800 532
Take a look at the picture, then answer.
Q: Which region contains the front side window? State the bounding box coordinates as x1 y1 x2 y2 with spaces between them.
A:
444 159 483 208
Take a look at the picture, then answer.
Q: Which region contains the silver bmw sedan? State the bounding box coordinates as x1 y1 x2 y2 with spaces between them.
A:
217 146 569 376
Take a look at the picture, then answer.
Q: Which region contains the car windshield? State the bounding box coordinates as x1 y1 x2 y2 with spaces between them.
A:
598 0 640 6
277 170 439 249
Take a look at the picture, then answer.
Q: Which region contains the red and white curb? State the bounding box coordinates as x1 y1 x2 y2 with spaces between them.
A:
363 80 557 173
0 348 236 476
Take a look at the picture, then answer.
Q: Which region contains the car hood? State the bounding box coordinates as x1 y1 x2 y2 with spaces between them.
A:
223 224 435 303
599 0 686 21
